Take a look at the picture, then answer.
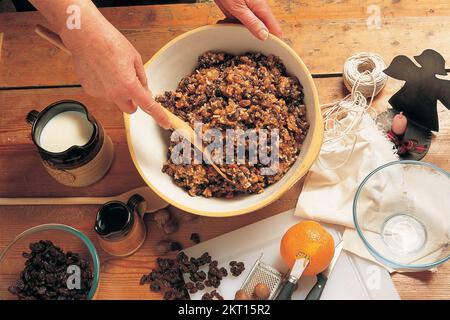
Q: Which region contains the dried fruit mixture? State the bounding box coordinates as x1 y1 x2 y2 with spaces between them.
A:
140 251 244 300
157 51 309 198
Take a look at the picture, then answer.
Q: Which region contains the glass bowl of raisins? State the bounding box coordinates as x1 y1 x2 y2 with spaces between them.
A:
0 224 100 300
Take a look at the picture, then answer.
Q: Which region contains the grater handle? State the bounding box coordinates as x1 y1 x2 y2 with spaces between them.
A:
275 280 296 300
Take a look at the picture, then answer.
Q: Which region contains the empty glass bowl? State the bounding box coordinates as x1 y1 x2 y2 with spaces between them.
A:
0 224 100 300
353 160 450 271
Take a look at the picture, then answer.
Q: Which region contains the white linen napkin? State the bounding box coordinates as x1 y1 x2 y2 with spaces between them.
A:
295 114 448 272
295 114 401 271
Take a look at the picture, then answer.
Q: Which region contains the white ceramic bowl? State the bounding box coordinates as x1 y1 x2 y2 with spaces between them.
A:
125 25 323 217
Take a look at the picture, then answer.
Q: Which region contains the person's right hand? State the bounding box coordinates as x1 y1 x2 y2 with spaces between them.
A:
61 18 170 129
215 0 282 40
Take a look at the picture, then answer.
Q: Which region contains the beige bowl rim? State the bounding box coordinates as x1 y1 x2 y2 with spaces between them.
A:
124 24 323 217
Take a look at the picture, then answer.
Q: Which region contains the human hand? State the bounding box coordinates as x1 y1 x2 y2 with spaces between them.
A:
61 18 170 128
214 0 282 40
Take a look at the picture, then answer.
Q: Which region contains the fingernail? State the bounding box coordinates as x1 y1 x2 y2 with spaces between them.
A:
257 28 269 41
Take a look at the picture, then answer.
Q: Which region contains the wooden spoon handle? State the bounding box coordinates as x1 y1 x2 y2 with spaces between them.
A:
35 25 72 56
0 197 112 206
161 105 232 182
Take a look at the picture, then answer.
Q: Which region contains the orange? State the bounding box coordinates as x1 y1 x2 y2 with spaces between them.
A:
280 220 335 276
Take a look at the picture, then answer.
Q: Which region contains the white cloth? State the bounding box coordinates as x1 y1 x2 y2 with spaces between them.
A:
295 114 400 271
295 114 447 272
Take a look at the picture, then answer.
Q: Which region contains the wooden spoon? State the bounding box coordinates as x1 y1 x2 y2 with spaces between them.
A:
34 25 231 182
0 33 4 61
0 186 168 211
159 106 232 182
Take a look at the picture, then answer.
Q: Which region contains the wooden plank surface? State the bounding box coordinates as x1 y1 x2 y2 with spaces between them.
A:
1 76 449 299
0 0 449 300
0 33 3 62
2 1 450 86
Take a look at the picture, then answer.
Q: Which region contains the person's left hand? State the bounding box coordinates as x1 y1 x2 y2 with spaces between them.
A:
214 0 282 40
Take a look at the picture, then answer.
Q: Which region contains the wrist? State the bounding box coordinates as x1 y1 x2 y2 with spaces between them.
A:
58 2 109 54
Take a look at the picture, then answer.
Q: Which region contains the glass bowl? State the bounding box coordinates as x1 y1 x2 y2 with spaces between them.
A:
353 160 450 271
0 224 100 300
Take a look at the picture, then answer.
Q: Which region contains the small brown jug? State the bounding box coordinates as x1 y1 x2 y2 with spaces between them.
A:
94 194 147 257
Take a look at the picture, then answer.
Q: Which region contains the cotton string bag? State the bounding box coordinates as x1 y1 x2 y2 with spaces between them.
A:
318 52 388 170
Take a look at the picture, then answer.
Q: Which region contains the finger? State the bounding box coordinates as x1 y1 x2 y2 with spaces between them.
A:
134 57 148 88
116 99 138 114
214 0 233 19
247 0 283 38
228 3 269 41
128 79 171 129
142 95 171 130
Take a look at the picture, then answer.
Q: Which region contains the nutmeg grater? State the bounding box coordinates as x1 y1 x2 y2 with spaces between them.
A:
240 255 284 300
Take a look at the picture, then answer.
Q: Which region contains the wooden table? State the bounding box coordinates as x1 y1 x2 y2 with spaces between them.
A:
0 0 449 300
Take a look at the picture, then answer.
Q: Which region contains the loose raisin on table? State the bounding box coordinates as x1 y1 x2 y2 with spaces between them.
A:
229 261 245 277
170 241 183 252
140 251 235 300
190 233 201 244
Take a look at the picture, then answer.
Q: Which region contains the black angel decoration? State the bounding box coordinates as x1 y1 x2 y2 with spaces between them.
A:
384 49 450 132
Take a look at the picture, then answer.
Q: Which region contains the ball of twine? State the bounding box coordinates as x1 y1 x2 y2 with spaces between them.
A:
318 52 388 170
343 52 388 98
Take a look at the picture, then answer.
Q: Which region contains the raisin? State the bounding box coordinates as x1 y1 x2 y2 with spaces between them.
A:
150 283 161 292
190 233 201 244
170 241 183 252
9 240 93 300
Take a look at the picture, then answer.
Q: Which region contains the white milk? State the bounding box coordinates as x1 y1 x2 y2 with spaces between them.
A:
39 111 94 153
